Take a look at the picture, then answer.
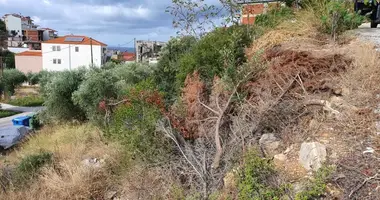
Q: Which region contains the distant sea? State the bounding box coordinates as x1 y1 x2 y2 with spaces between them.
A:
108 46 135 52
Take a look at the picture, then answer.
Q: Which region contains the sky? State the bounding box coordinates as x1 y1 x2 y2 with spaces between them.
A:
0 0 179 47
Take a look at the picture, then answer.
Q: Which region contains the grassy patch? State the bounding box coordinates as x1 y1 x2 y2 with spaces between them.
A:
6 96 44 107
0 124 123 199
0 109 21 118
13 152 53 186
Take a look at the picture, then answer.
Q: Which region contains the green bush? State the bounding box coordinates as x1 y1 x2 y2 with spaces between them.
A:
0 110 20 118
13 152 53 185
26 72 43 85
237 150 288 200
295 166 333 200
176 25 254 88
320 0 364 35
6 96 44 107
154 36 197 104
1 69 27 96
41 69 87 121
72 63 154 123
108 79 170 163
30 113 42 130
255 7 294 29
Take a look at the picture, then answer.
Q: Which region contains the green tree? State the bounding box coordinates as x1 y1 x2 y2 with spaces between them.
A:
2 50 15 69
41 69 87 121
176 25 253 87
154 36 197 104
72 69 120 123
2 68 27 96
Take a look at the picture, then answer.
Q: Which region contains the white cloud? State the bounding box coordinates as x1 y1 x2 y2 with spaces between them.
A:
0 0 175 45
42 0 51 6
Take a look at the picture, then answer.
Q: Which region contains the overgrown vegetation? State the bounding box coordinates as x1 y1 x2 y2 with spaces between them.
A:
295 166 333 200
6 96 44 107
0 0 371 199
12 152 53 185
237 150 288 200
0 109 20 118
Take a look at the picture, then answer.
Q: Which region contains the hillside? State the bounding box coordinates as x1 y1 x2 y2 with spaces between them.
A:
1 2 380 200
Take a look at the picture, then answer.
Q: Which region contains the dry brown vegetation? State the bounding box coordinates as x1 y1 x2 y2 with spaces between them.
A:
0 125 122 200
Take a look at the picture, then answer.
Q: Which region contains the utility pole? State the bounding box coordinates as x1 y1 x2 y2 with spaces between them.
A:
134 38 136 63
90 37 94 67
69 44 71 70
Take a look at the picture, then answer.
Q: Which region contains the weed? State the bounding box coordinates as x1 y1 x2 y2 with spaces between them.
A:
255 7 294 29
0 110 20 118
13 152 53 185
237 150 288 200
6 96 44 107
295 166 334 200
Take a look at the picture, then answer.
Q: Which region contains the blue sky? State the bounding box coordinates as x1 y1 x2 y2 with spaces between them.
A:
0 0 178 46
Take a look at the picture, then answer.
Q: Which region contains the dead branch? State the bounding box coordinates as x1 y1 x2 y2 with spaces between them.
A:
198 94 219 115
211 86 237 169
157 119 204 181
304 99 340 115
107 99 129 106
349 173 379 198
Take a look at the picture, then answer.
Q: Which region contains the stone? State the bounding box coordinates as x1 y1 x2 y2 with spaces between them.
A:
223 172 236 189
299 142 327 171
82 158 105 168
274 153 287 162
259 134 281 156
104 191 118 200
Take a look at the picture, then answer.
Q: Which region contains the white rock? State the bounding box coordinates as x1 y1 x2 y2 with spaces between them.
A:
82 158 105 168
299 142 327 171
259 134 281 155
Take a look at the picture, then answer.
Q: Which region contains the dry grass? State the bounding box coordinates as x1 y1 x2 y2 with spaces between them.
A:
0 124 123 200
247 11 321 58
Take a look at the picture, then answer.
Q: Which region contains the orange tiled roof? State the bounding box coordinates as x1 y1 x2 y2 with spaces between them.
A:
123 52 135 61
16 51 42 57
43 35 107 46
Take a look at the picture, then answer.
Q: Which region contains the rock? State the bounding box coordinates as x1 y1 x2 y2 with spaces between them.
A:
259 134 281 156
299 142 327 171
104 190 118 200
223 172 236 190
363 147 375 154
274 153 287 162
82 158 105 168
332 88 342 96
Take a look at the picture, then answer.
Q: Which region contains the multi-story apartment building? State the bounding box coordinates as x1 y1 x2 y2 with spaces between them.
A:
41 35 107 71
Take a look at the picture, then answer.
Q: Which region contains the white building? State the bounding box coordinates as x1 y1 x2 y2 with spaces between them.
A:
3 14 22 36
41 35 107 71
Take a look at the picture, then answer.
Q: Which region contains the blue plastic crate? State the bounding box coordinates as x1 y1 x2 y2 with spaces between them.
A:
12 116 31 127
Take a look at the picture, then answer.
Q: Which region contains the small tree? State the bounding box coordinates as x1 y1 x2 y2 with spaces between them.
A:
2 69 27 97
41 69 87 121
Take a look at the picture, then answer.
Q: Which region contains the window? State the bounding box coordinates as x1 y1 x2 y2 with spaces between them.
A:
57 46 61 51
75 47 79 52
58 59 61 64
53 59 57 64
52 46 56 51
